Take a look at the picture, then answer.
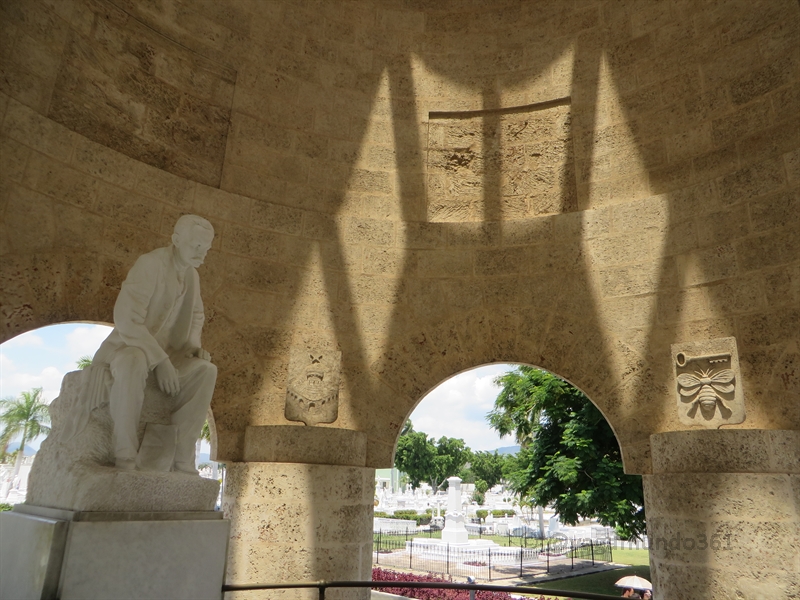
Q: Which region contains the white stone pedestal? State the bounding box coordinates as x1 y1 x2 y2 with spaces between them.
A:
441 476 469 544
0 505 229 600
441 512 469 544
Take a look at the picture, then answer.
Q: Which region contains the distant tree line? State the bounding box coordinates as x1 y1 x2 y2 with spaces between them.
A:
393 421 515 505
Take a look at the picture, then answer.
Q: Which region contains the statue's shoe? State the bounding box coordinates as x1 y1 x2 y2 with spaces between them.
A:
173 462 199 475
115 458 137 470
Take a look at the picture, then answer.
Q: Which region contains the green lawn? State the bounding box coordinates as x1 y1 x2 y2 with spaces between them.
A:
528 549 651 598
607 548 650 566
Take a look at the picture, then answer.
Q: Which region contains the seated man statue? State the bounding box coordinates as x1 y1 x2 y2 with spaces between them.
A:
88 214 217 473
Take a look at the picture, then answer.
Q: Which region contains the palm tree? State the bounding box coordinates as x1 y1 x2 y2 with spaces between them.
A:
76 356 93 369
0 388 51 480
195 420 220 480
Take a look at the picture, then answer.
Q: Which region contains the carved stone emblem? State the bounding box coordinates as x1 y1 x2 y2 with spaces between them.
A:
671 337 745 428
285 347 341 426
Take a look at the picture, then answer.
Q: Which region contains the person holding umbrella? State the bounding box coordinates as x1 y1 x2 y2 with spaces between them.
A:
615 575 652 598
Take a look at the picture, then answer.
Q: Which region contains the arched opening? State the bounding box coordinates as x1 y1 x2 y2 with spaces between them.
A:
377 362 648 589
0 322 112 503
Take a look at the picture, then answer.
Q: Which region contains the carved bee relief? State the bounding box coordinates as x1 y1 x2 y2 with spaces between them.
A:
672 338 745 428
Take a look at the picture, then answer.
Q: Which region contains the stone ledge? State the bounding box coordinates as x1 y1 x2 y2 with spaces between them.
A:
650 429 800 474
26 464 220 512
14 504 223 522
243 425 367 466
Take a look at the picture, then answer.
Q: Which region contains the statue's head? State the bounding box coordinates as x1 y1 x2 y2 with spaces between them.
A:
172 215 215 268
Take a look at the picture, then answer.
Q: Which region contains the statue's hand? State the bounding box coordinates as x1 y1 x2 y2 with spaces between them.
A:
155 358 180 396
185 347 211 362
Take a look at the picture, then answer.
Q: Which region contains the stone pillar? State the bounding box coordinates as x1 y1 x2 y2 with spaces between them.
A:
441 476 468 544
223 426 374 600
446 476 462 513
644 430 799 599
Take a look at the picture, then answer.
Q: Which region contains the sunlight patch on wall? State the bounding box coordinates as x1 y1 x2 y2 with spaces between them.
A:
579 56 669 425
579 57 651 209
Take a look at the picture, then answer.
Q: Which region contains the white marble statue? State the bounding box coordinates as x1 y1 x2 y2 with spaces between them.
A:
78 215 217 473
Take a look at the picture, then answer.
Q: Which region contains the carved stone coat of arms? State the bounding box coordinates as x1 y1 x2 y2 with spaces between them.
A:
284 347 341 426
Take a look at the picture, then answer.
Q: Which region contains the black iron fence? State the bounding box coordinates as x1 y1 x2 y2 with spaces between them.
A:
373 529 612 581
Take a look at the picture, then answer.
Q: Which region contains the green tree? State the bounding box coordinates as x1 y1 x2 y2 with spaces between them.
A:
196 420 220 479
394 430 470 493
487 366 646 540
0 388 51 479
196 420 211 463
469 450 508 490
76 356 93 369
472 479 489 505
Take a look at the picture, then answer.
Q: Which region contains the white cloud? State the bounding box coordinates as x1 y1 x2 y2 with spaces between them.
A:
0 352 15 372
65 325 112 359
3 332 44 348
1 365 64 403
408 364 517 452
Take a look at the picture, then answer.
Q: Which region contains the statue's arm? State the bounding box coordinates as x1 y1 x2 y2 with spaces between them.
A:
114 254 169 370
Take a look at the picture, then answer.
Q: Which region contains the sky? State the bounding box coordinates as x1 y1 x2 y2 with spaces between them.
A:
0 323 113 450
409 363 518 452
1 323 519 453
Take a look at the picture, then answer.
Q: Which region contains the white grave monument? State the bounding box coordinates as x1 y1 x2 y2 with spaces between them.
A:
441 476 469 544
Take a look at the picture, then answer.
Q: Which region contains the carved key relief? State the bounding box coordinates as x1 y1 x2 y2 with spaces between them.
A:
671 337 745 428
285 344 341 426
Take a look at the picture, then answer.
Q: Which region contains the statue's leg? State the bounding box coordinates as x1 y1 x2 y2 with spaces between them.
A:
108 347 149 468
170 357 217 473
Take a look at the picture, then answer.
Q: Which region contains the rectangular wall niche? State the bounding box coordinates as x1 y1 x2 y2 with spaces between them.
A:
426 99 577 222
48 3 236 188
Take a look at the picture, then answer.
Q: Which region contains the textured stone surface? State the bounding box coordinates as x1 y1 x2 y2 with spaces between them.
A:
243 425 367 466
47 1 236 187
427 100 576 221
1 0 799 595
224 462 373 600
645 429 800 599
651 429 800 474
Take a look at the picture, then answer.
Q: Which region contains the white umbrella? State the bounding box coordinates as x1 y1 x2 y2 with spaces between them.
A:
614 575 653 590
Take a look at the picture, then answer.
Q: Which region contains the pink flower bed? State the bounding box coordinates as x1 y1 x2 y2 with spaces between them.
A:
372 568 549 600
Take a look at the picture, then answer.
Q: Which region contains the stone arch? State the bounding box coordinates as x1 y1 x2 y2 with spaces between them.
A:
374 312 648 474
393 359 627 460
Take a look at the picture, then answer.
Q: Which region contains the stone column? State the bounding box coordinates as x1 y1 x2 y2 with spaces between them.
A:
644 430 799 599
442 476 468 544
223 426 374 600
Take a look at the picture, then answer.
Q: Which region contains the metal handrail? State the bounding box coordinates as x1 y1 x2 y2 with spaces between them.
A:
222 579 629 600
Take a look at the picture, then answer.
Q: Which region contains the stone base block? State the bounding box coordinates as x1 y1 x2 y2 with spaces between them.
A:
0 505 229 600
26 464 219 512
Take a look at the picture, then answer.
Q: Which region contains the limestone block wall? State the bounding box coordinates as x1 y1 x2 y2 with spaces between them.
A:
644 430 799 598
1 0 798 478
223 461 374 599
